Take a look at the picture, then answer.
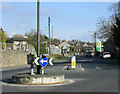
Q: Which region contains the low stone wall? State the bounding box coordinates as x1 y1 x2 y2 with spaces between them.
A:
1 45 37 67
12 73 65 85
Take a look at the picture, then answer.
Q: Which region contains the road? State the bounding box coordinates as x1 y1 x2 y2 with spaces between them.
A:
1 55 119 93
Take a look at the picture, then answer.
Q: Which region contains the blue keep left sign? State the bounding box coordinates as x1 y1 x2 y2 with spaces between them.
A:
40 58 48 67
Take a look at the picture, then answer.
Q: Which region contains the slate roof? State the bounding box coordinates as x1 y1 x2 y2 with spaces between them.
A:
12 38 29 41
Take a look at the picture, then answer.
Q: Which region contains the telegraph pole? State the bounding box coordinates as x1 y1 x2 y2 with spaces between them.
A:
52 26 53 46
37 0 41 74
118 1 120 20
48 16 51 56
94 32 97 55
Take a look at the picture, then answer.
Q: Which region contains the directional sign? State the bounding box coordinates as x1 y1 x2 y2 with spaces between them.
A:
49 58 53 66
40 58 48 67
34 57 39 65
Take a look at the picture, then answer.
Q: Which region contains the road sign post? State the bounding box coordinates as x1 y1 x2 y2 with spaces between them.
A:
40 57 48 74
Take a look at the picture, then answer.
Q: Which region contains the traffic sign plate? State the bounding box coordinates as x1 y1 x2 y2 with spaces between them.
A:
40 58 48 67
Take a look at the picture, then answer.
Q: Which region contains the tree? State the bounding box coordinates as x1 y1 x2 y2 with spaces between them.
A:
97 2 120 59
52 38 60 46
27 29 48 54
2 31 6 49
6 38 13 43
112 16 120 49
96 3 118 40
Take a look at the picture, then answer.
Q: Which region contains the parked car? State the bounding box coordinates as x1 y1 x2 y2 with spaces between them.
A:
79 52 84 55
102 52 111 59
92 52 95 56
85 52 92 57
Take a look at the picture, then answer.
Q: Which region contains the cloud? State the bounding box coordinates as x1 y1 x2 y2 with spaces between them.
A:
8 32 17 38
21 24 27 27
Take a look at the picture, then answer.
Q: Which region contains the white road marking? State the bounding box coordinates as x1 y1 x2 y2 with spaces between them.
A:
1 79 75 87
96 67 101 70
80 63 85 71
81 68 85 71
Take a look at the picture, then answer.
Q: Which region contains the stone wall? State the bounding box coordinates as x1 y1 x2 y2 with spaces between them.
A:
1 44 37 67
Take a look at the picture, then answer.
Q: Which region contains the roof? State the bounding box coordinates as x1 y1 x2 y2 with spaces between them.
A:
58 42 70 48
12 38 29 41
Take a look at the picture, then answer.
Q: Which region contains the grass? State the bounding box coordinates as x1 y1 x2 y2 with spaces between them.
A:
52 54 68 61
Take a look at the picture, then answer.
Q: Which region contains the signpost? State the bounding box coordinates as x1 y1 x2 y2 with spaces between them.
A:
40 57 48 75
96 41 101 52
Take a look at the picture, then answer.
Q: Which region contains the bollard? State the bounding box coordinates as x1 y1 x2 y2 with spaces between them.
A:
71 56 76 68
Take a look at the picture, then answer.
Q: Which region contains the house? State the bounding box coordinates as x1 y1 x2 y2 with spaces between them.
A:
83 42 94 52
58 42 70 55
12 38 29 51
50 45 61 55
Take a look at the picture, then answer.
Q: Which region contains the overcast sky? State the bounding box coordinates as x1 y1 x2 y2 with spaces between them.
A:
1 1 118 42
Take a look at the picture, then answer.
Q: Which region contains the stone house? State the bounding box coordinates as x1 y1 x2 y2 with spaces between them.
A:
58 42 70 55
12 38 29 51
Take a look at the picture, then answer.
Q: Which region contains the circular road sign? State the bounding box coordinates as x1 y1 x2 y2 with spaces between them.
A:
40 58 48 67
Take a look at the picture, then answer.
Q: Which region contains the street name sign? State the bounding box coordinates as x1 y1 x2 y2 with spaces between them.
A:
40 58 48 67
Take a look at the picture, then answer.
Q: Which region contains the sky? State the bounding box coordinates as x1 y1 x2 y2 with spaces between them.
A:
1 1 118 42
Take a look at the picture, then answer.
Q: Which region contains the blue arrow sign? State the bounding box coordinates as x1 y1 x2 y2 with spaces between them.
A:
40 58 48 67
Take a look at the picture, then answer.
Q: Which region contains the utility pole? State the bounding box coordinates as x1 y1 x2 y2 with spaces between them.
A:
118 1 120 20
52 26 53 46
94 32 97 55
37 0 41 74
48 16 51 56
